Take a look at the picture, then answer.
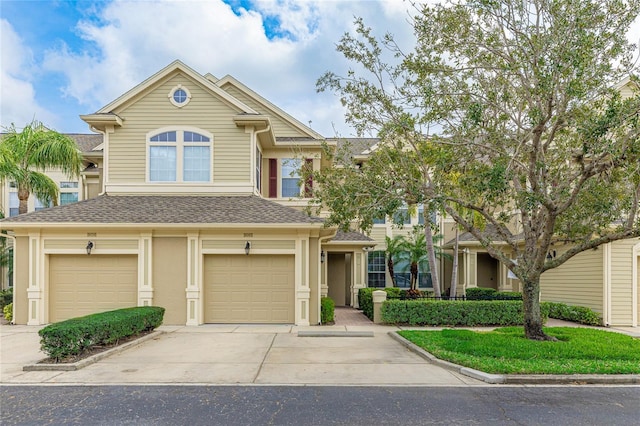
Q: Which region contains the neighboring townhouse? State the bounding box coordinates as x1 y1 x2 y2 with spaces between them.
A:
0 60 374 326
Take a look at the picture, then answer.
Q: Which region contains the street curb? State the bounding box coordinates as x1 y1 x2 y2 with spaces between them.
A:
298 331 374 337
389 331 640 385
23 330 164 372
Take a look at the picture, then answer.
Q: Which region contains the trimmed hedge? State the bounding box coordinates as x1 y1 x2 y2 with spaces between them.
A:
466 287 522 300
39 306 165 362
3 302 12 322
358 288 403 320
543 302 602 326
321 297 335 324
381 300 549 326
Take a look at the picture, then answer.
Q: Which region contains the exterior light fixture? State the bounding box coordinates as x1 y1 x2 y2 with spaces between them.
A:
86 241 94 255
320 250 325 263
245 241 251 255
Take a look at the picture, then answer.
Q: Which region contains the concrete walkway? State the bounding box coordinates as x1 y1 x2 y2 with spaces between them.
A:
1 313 638 386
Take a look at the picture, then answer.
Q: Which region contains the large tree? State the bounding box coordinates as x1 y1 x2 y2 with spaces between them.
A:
0 120 83 214
310 0 640 340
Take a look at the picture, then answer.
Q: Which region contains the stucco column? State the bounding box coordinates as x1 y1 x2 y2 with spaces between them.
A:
372 290 387 324
185 233 201 325
27 233 43 325
351 251 366 308
138 233 153 307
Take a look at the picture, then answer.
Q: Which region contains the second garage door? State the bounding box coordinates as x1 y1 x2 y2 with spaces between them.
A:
204 254 295 323
49 254 138 323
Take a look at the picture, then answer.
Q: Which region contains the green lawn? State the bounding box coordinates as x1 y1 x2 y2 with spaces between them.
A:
398 327 640 374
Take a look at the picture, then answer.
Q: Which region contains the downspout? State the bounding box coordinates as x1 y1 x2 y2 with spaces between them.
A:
0 234 16 324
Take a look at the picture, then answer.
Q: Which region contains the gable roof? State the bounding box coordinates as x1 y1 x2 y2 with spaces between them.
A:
93 60 259 116
67 134 103 153
0 194 324 227
214 74 325 140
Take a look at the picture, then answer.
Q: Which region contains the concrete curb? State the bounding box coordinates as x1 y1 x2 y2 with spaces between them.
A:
389 331 640 385
23 330 164 372
298 331 374 337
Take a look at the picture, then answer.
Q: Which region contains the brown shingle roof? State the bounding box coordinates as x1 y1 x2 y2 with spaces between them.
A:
67 134 103 153
331 230 375 242
443 224 523 247
0 195 324 225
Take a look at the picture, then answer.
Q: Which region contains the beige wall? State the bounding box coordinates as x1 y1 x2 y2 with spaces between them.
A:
108 74 251 185
540 246 604 313
13 237 29 324
152 237 188 325
328 253 346 306
609 239 639 326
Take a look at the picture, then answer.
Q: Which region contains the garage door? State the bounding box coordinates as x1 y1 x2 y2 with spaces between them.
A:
204 255 295 323
49 255 138 323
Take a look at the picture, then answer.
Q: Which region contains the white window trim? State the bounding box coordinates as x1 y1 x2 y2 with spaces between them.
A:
146 126 213 183
168 84 192 108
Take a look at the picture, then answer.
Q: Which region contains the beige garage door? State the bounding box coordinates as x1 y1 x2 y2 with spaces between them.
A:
49 255 138 323
204 255 295 323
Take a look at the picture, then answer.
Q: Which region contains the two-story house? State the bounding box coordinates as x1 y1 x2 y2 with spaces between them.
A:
0 61 375 326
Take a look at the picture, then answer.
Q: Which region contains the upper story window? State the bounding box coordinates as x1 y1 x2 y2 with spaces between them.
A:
393 205 411 225
147 128 212 183
168 85 191 108
8 192 18 217
60 181 79 205
281 158 302 197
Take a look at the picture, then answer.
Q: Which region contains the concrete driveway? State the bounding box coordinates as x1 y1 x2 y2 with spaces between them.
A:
1 324 482 386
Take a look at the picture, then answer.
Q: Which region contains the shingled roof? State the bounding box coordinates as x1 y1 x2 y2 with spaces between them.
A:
0 195 324 225
67 134 103 153
330 230 375 243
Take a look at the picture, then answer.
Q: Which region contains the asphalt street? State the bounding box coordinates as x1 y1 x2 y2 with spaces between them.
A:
1 385 639 425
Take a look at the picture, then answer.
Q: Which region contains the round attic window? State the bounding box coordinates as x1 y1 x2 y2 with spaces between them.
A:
168 85 191 107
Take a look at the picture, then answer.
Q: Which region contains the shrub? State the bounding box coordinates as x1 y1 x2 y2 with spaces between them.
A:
543 302 602 326
321 297 335 324
465 287 497 300
0 288 12 309
466 287 522 300
39 306 165 362
359 288 405 320
3 302 12 322
381 299 549 326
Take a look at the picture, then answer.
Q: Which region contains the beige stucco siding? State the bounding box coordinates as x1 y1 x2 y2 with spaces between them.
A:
108 74 251 184
309 237 319 324
152 237 188 325
221 84 309 138
540 247 603 313
609 239 639 326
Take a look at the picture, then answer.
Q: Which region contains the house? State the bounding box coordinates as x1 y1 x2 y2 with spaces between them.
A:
0 60 374 326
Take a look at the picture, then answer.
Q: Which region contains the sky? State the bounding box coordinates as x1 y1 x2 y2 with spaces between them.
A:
1 0 639 138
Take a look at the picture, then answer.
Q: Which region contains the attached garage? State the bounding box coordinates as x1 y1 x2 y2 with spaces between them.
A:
204 254 295 323
49 254 138 323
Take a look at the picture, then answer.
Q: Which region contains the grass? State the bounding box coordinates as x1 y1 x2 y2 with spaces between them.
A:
398 327 640 374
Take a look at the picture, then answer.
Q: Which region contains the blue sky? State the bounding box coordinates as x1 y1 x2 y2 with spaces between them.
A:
1 1 639 137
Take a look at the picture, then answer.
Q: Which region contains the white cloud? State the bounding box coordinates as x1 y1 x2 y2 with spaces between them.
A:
38 0 418 136
0 20 57 129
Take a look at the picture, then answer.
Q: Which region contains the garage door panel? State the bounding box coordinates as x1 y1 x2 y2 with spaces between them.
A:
49 255 137 323
204 255 294 324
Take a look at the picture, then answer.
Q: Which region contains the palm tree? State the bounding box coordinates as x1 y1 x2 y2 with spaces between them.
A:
0 120 83 214
398 227 450 294
384 235 404 287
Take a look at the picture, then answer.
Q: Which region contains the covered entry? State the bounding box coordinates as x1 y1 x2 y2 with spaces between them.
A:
48 254 138 323
203 254 295 323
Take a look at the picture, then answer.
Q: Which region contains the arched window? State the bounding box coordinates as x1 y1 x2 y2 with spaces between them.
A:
148 128 212 182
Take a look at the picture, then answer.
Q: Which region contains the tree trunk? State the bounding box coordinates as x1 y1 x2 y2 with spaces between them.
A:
410 262 418 290
450 228 459 299
17 187 30 215
424 216 441 297
387 258 396 287
522 276 555 341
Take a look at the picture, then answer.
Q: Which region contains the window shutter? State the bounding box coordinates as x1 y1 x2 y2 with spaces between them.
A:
269 158 278 198
304 158 313 197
